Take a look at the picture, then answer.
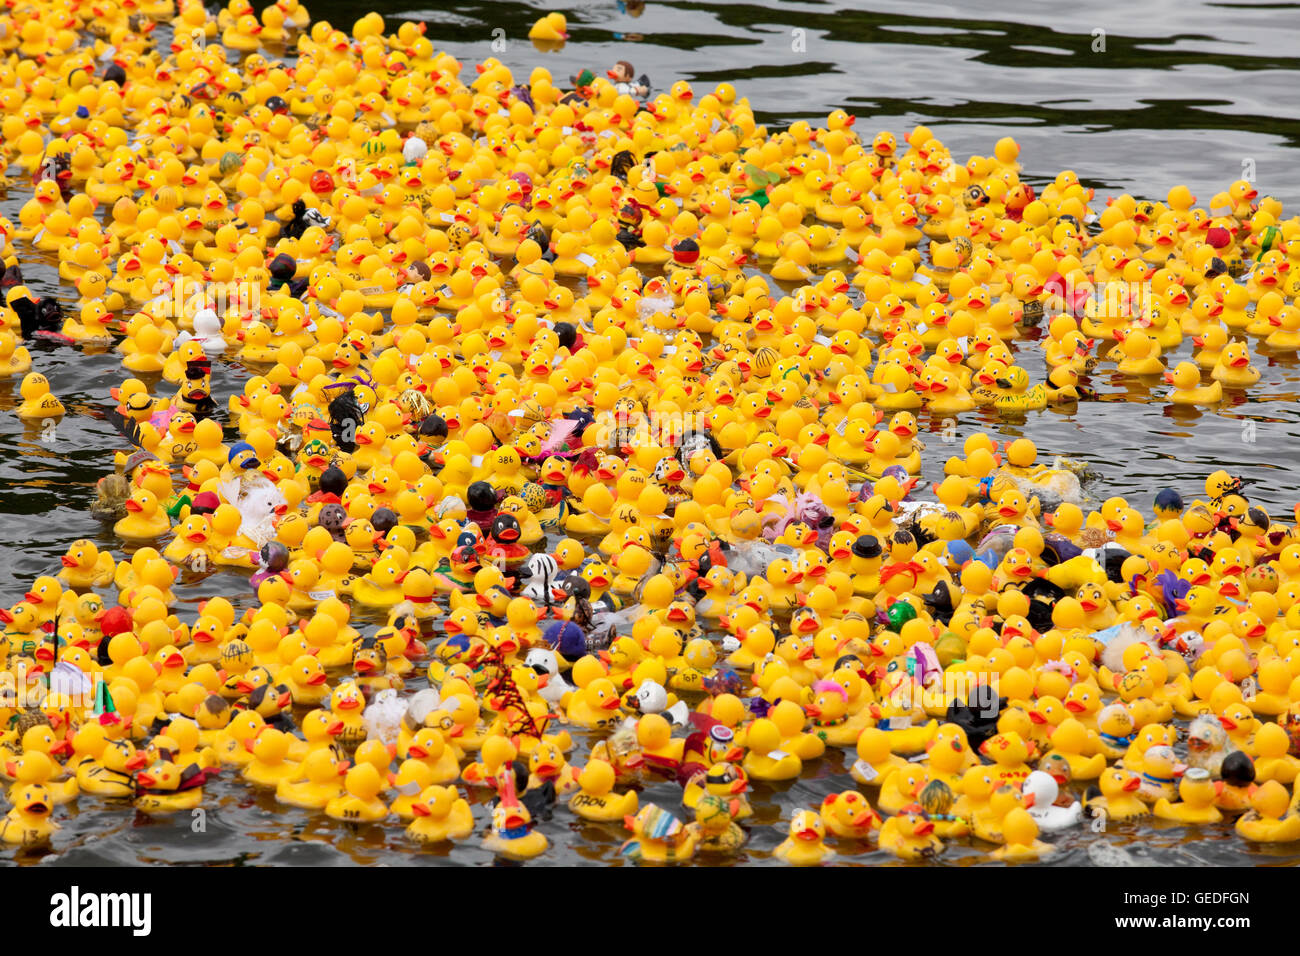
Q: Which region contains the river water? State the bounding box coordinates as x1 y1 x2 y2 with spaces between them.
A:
3 0 1299 865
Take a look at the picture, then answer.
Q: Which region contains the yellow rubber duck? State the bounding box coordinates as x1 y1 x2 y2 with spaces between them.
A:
972 783 1024 844
1191 323 1228 370
991 365 1047 414
389 761 437 822
819 789 881 840
878 803 944 860
565 677 624 730
275 748 348 810
741 717 801 781
770 238 814 283
57 538 116 589
1042 718 1105 779
113 489 171 539
75 737 147 798
352 550 409 607
241 728 301 787
221 12 264 52
207 703 269 765
773 808 836 865
568 759 639 823
635 714 684 774
990 807 1055 861
0 784 59 848
1263 305 1300 351
0 332 32 377
4 749 77 806
850 726 909 786
325 763 390 824
1153 767 1224 825
1094 703 1137 760
1163 360 1222 405
407 785 476 845
527 11 568 42
1235 780 1300 842
15 372 65 419
804 678 872 746
691 793 748 854
484 788 550 860
1251 722 1300 784
1113 328 1166 376
403 727 461 784
768 698 825 761
876 761 927 816
1211 341 1261 388
461 736 519 788
134 759 209 815
1137 744 1185 803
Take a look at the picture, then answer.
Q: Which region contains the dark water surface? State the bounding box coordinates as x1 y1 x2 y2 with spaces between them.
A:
3 0 1300 865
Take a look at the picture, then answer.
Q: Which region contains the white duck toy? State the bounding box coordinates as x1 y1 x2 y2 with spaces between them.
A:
523 648 575 707
1022 770 1082 832
628 679 690 726
175 307 227 355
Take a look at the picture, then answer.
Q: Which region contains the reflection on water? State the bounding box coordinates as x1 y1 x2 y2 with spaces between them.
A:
2 0 1299 865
